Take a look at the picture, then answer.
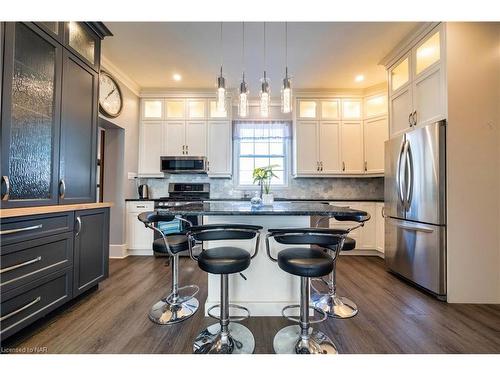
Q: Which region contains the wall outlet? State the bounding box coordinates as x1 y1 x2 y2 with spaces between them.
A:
128 172 137 180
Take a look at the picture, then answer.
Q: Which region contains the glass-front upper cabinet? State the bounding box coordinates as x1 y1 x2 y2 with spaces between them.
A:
65 22 99 70
365 94 388 118
415 30 441 76
209 100 228 118
1 23 62 207
342 99 362 119
142 99 164 120
390 56 409 93
35 22 63 41
297 100 317 119
166 100 185 119
187 99 206 119
321 100 340 120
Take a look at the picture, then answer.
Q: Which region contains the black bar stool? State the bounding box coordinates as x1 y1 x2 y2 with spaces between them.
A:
187 224 262 354
266 228 344 354
311 212 370 319
138 211 199 325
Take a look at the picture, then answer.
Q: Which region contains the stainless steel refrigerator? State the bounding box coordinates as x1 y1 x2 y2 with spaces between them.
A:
384 120 446 299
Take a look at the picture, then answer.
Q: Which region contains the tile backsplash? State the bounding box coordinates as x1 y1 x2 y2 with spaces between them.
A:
137 175 384 201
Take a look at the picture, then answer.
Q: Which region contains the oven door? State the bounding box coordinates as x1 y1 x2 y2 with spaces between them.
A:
160 156 207 173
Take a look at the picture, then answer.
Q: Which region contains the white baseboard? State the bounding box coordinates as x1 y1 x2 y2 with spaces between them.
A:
109 244 128 259
128 249 154 256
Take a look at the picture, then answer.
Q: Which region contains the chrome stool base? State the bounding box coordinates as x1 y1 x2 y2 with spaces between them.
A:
193 322 255 354
273 325 338 354
148 297 199 325
311 293 358 319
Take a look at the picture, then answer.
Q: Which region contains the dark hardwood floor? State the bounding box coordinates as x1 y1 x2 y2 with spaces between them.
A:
3 255 500 354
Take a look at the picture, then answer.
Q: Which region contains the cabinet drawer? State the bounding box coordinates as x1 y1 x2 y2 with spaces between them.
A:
0 268 72 341
0 233 73 293
0 212 74 246
126 201 154 212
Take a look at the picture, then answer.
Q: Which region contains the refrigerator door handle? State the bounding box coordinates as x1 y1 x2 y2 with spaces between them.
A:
396 140 407 208
405 142 414 211
389 218 435 233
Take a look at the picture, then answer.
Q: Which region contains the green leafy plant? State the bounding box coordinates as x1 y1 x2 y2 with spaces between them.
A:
252 165 279 195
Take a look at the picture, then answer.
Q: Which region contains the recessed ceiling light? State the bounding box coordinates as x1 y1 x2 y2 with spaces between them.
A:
355 74 365 82
173 73 182 81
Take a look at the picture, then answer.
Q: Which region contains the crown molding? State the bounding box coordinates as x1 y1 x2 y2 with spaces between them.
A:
101 55 141 96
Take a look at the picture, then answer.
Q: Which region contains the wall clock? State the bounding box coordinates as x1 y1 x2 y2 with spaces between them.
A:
99 71 123 118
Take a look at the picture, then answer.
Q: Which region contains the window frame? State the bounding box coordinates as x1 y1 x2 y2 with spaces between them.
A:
233 124 291 190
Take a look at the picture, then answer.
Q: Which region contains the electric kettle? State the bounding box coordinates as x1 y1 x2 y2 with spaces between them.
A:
138 184 150 199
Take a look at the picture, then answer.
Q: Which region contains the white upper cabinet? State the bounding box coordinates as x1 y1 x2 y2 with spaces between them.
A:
138 121 163 176
387 24 446 137
340 121 364 174
364 116 388 174
187 99 206 119
342 99 362 120
319 121 342 173
142 99 164 120
298 100 318 119
321 100 340 120
164 121 185 156
207 121 232 177
185 121 207 156
295 121 319 174
165 99 185 119
364 94 388 118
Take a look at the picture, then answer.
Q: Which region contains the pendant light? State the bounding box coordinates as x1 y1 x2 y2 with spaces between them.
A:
260 22 270 117
281 22 292 114
216 22 226 113
238 22 249 117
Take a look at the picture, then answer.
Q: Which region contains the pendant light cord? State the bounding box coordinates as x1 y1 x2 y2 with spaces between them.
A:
242 22 245 79
220 22 223 72
285 22 288 75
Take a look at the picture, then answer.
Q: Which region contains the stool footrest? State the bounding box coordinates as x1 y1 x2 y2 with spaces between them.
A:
207 303 251 322
166 284 200 305
281 304 327 325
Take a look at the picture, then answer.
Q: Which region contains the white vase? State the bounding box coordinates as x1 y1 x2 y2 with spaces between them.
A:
262 193 274 206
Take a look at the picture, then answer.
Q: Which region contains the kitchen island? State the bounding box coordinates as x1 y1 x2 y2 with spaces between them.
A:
161 201 369 316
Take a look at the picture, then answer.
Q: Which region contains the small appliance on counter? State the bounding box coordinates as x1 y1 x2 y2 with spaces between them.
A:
138 184 150 199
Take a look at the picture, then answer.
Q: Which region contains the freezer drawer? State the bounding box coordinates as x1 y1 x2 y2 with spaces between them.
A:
385 218 446 296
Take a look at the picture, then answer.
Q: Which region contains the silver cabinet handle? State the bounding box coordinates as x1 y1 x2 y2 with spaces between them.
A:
59 179 66 198
408 112 412 126
1 175 10 201
381 206 386 218
136 205 146 208
412 110 417 126
364 161 368 172
182 145 185 155
0 296 41 322
342 161 346 172
75 216 82 237
320 161 323 171
207 160 210 171
316 161 319 171
0 256 42 274
0 224 43 236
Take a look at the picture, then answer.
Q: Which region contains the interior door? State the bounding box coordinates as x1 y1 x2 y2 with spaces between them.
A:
164 121 185 156
318 121 341 173
59 50 97 204
185 121 207 156
384 134 406 219
405 121 446 225
295 121 319 174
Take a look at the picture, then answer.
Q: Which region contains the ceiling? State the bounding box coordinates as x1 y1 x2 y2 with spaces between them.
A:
102 22 419 92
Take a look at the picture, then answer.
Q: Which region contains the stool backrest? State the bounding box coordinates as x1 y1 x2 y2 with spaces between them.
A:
269 228 348 247
138 211 176 225
188 224 262 242
333 211 371 223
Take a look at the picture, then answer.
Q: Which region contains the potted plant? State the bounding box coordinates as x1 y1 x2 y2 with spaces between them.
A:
252 165 278 205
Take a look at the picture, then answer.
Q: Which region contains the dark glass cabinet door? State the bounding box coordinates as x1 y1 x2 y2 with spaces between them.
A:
73 208 109 297
1 23 62 208
58 50 98 204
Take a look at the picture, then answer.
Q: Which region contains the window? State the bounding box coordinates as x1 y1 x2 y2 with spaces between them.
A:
233 121 291 187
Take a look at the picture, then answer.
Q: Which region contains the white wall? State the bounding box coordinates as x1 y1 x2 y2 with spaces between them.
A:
99 59 140 249
446 22 500 303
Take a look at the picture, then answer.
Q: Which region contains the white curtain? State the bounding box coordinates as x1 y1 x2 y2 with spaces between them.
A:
232 121 292 141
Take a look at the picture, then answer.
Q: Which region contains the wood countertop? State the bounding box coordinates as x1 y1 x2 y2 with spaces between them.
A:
0 202 113 219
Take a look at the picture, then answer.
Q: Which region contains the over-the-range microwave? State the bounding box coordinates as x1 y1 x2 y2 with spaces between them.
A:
160 156 208 174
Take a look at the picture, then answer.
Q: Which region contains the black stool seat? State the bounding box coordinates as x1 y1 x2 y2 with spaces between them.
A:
153 234 190 254
278 248 333 277
198 247 251 274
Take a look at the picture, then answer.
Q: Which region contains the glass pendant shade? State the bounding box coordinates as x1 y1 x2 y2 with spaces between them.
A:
281 72 292 114
216 69 226 113
238 78 249 117
260 73 270 117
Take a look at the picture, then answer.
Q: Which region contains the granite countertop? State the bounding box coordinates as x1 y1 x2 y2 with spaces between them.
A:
125 197 384 202
156 201 369 219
